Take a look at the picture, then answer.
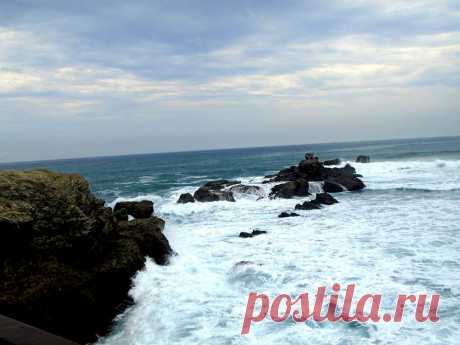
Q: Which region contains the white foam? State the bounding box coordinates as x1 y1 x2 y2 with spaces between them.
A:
97 160 460 345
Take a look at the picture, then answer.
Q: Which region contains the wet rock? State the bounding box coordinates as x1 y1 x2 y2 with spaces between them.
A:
113 200 153 219
323 158 341 166
269 179 309 199
330 175 365 191
203 180 240 190
323 180 345 193
229 184 262 195
313 192 338 205
278 212 300 218
295 201 322 210
0 170 173 344
177 193 195 204
194 187 235 202
239 229 267 238
356 155 370 163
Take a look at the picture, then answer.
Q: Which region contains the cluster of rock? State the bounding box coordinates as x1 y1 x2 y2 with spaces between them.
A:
177 180 262 204
0 170 173 344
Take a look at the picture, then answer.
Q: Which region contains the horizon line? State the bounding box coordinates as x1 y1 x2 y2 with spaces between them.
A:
1 134 459 166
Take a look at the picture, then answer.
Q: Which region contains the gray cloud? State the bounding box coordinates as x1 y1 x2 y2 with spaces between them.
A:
0 0 459 162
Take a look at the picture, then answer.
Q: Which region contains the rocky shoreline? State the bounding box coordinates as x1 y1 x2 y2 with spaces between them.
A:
0 170 173 343
0 153 366 343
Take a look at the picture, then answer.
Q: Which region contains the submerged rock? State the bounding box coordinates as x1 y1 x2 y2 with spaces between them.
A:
356 155 370 163
177 193 195 204
239 229 267 238
114 200 153 219
0 170 173 344
278 212 300 218
295 201 322 210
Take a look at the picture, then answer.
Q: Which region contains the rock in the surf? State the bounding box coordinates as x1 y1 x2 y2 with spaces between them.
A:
278 211 300 218
323 158 341 166
356 155 370 163
313 192 339 205
269 179 309 199
177 193 195 203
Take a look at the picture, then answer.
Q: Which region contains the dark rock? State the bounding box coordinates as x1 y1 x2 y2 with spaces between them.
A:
278 212 300 218
229 184 262 195
239 229 267 238
330 175 365 191
295 201 322 210
203 180 240 190
113 208 129 222
356 155 370 163
323 158 341 166
0 170 173 344
177 193 195 204
323 180 345 193
313 192 338 205
193 180 239 202
194 187 235 202
304 152 319 161
298 160 323 179
113 200 153 219
269 179 309 199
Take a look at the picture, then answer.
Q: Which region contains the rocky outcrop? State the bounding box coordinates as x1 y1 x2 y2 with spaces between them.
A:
239 229 267 238
177 193 195 204
193 180 238 202
114 200 153 218
0 170 173 344
264 154 365 192
356 155 370 163
269 179 309 199
278 212 300 218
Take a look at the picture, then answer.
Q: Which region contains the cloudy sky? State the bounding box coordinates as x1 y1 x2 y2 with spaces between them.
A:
1 0 459 162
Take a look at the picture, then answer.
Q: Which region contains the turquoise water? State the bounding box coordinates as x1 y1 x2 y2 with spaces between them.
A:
2 136 460 345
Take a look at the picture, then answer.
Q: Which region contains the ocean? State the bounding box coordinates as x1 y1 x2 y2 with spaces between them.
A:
1 136 460 345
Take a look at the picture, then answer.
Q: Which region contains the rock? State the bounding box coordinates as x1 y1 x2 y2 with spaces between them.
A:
304 152 319 160
298 160 323 179
239 229 267 238
323 158 341 166
323 180 345 193
203 180 241 190
313 192 338 205
269 179 309 199
193 187 235 202
278 212 300 218
356 155 370 163
177 193 195 204
330 175 365 191
229 184 262 195
192 180 239 202
113 200 153 219
0 170 173 344
295 201 322 210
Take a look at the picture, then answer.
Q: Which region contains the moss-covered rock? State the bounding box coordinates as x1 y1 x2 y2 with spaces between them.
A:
0 170 173 343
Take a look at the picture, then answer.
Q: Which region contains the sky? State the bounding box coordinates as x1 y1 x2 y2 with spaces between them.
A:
0 0 459 162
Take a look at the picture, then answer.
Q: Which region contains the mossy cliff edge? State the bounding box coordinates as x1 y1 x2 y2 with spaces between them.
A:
0 170 172 343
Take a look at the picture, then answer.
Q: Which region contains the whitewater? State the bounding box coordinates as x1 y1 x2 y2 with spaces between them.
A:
97 158 460 345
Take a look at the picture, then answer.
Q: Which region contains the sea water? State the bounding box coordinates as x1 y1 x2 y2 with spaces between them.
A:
2 136 459 344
